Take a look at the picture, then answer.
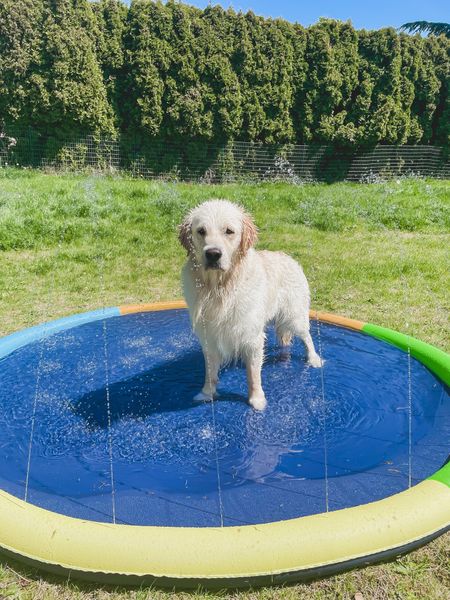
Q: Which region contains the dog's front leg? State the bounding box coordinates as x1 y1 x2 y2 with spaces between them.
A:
245 336 267 411
194 346 221 403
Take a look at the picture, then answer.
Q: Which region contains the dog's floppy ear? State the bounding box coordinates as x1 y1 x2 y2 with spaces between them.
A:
178 215 193 254
240 211 258 255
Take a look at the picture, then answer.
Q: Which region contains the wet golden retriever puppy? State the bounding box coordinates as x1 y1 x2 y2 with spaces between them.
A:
179 200 322 411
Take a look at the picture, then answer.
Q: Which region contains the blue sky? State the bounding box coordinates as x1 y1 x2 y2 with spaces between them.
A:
167 0 449 30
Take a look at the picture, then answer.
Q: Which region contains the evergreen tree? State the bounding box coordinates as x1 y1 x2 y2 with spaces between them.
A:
263 17 296 143
197 5 242 140
0 0 45 130
92 0 127 128
356 28 405 144
162 1 212 138
290 22 308 142
232 11 296 143
39 0 114 137
122 0 169 134
230 11 260 140
300 19 359 145
397 34 422 143
425 35 450 146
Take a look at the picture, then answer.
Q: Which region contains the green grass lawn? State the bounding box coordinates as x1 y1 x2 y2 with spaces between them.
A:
0 169 448 599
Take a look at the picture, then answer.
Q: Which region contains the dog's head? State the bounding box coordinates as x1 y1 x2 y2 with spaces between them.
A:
178 200 258 272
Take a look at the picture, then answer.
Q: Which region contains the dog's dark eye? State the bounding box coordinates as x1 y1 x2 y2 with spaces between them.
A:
225 228 234 235
197 227 206 236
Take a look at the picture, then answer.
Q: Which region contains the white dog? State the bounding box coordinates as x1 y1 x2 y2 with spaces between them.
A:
179 200 322 411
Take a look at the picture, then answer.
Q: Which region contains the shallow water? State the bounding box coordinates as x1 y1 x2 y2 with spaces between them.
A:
0 309 448 526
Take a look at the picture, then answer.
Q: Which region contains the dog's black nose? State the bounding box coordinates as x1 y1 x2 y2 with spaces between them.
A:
205 248 222 263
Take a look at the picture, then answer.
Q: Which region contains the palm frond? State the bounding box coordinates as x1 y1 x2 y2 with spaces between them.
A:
399 21 450 38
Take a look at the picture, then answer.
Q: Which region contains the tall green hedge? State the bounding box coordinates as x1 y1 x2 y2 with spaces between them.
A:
1 0 448 148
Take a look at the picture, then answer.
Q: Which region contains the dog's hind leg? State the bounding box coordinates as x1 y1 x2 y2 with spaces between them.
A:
244 334 267 411
275 321 293 360
275 322 293 347
291 319 323 368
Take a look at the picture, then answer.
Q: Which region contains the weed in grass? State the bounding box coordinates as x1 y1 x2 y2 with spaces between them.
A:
151 184 191 223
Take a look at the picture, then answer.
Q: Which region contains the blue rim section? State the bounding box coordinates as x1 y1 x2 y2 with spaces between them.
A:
0 307 120 360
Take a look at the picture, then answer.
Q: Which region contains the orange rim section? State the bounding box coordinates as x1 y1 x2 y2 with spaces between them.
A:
120 300 187 314
312 311 365 331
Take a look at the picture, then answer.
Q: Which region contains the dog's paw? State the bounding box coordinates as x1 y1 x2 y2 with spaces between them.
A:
308 354 324 368
249 391 267 411
194 391 214 403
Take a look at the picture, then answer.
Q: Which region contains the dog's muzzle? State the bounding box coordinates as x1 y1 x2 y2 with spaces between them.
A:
205 247 222 269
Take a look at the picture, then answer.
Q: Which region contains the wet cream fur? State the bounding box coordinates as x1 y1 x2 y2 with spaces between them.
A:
179 200 322 411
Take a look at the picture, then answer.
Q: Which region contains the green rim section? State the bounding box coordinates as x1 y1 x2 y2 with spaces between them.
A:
428 461 450 487
362 323 450 387
362 322 450 488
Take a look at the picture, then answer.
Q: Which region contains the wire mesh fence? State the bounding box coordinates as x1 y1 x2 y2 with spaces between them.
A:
1 129 449 182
